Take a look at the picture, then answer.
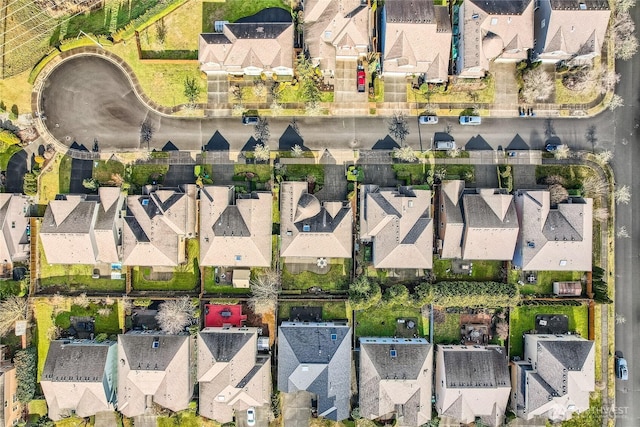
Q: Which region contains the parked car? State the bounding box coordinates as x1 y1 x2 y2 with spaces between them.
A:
357 66 366 93
434 140 456 150
545 143 564 152
459 115 482 125
616 351 629 380
242 115 259 125
247 407 256 426
419 115 438 125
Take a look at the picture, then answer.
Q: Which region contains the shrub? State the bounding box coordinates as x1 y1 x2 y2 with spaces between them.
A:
431 281 519 308
15 347 36 403
349 276 381 310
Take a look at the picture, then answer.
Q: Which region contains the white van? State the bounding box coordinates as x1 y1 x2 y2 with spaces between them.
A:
459 116 482 125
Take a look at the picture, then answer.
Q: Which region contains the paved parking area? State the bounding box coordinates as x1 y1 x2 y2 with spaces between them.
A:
334 59 367 103
236 405 269 427
207 72 229 108
383 74 407 102
5 150 26 193
315 165 347 202
163 165 195 187
283 391 312 427
492 62 518 105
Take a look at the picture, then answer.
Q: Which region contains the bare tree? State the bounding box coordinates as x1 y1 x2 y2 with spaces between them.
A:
548 183 569 204
270 101 283 116
140 120 153 147
544 175 566 186
253 82 267 98
72 293 90 308
496 321 509 341
613 12 639 60
554 145 571 159
616 312 627 324
305 101 322 116
254 143 271 162
617 226 630 238
156 297 196 334
104 297 116 306
616 0 636 13
593 207 609 223
254 118 270 144
393 145 418 162
291 144 303 158
388 113 410 144
97 307 112 317
522 67 554 103
434 167 447 181
615 185 631 204
616 36 639 60
598 70 621 94
0 297 28 336
448 146 461 158
582 175 608 198
248 270 280 315
608 94 625 111
594 150 613 165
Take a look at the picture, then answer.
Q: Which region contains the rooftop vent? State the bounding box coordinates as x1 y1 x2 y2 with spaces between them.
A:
141 199 150 206
579 2 587 10
331 333 337 341
390 349 397 358
303 224 311 232
152 337 160 349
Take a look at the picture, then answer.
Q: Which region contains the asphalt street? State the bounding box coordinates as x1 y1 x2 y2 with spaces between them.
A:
38 22 640 424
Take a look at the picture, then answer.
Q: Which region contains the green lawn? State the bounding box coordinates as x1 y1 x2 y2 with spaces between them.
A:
132 239 199 291
234 164 272 183
534 165 595 189
433 258 504 282
93 159 125 185
38 236 126 292
509 304 589 357
516 270 585 295
433 311 461 344
279 301 351 322
28 400 48 417
58 155 73 194
392 163 425 184
38 154 62 205
157 410 221 427
54 302 121 334
280 164 325 184
355 302 427 338
33 298 55 381
275 82 334 103
202 267 252 295
281 260 350 291
202 0 289 30
0 144 22 170
128 164 170 187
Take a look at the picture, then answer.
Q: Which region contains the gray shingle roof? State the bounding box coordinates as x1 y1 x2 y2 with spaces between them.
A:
550 0 608 9
120 334 186 371
42 340 113 382
385 0 436 23
278 322 352 421
225 23 292 39
443 347 510 388
469 0 531 14
199 329 252 362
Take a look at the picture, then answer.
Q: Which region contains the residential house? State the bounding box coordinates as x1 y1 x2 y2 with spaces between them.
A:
278 321 352 421
122 185 197 267
457 0 534 78
40 340 117 421
39 187 123 265
279 181 352 262
117 332 192 418
513 190 592 271
511 334 595 422
198 327 271 423
303 0 371 76
533 0 610 63
438 181 519 260
0 346 20 427
200 186 272 268
360 185 433 269
435 345 511 426
0 194 30 267
381 0 451 82
199 18 294 77
359 337 433 426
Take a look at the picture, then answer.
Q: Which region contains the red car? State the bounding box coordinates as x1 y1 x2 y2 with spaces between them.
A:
357 67 366 92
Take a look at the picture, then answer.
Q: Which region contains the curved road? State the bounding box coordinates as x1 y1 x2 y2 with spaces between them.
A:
41 37 639 425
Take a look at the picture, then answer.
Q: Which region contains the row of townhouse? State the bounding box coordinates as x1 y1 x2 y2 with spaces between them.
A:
0 181 592 273
198 0 611 81
32 323 595 426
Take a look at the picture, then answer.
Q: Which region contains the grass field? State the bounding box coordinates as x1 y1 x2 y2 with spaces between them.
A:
433 311 460 344
202 0 289 30
509 304 588 357
58 155 73 193
93 159 125 184
281 260 349 291
279 301 351 322
132 239 199 291
535 165 595 189
139 0 201 52
234 164 272 182
281 164 325 184
0 71 33 113
33 298 55 381
0 144 22 171
433 258 504 282
355 303 427 338
54 301 121 334
202 267 252 294
38 155 62 205
157 410 221 427
128 163 170 187
515 270 585 295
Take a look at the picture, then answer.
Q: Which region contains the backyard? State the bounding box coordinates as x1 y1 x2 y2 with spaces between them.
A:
138 0 201 55
433 310 461 344
281 260 350 292
132 239 200 291
355 302 427 338
513 270 585 295
278 301 351 322
202 266 253 295
432 258 504 282
535 165 595 189
509 303 589 357
202 0 290 31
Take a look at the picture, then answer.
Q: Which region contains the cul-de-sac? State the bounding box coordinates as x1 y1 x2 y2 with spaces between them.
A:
0 0 637 426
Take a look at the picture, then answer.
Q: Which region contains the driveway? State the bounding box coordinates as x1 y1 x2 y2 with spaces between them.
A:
236 405 269 427
283 391 312 427
491 62 518 106
207 71 229 108
5 149 27 193
383 74 407 102
163 165 195 187
334 59 367 103
69 159 93 193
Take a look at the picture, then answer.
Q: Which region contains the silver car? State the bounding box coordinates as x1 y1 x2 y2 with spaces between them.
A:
419 115 438 125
